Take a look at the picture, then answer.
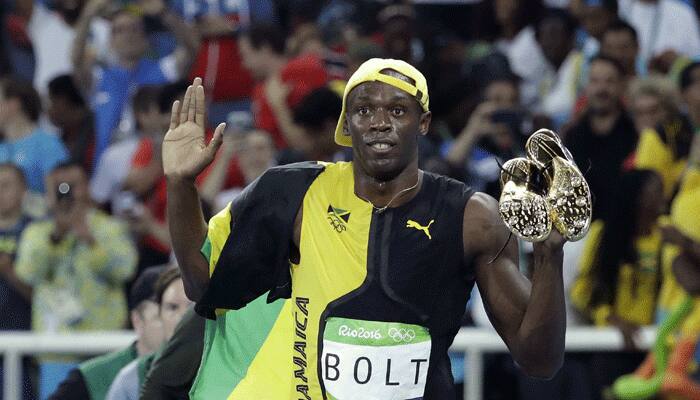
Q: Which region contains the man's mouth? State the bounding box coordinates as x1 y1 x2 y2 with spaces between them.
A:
366 139 396 153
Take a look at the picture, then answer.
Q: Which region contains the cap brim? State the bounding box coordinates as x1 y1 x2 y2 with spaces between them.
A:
334 98 352 147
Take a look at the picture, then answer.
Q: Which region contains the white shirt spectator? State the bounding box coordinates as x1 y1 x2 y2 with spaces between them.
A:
27 2 109 96
619 0 700 65
509 30 583 126
89 137 139 206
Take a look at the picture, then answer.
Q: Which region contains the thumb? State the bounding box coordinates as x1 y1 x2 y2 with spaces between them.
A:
204 123 226 161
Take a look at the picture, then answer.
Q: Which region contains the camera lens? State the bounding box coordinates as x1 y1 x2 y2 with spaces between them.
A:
58 182 71 195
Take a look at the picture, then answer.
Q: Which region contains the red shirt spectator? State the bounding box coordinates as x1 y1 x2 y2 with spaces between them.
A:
252 54 329 148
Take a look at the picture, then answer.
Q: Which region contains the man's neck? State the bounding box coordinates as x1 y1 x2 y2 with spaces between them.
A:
0 210 22 230
353 161 422 209
589 107 621 136
3 118 34 141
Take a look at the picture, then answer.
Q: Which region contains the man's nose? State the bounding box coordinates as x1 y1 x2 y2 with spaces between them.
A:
370 109 391 132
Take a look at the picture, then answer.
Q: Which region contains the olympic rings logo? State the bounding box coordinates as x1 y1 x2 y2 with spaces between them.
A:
388 328 416 343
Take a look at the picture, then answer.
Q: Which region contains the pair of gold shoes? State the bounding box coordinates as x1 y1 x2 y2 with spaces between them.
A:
499 129 592 242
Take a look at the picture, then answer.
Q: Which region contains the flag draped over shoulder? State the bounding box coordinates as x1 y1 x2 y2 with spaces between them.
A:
195 162 326 319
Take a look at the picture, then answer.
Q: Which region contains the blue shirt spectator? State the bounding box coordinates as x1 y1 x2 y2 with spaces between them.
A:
0 129 68 193
0 78 68 193
72 0 199 165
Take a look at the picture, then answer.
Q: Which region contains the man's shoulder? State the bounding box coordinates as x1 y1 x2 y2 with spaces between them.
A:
463 191 498 217
423 170 474 200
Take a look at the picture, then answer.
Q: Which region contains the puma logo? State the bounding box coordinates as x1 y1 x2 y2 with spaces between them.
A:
406 219 434 240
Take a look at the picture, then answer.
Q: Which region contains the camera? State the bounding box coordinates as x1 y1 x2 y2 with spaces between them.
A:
490 110 523 135
56 182 73 202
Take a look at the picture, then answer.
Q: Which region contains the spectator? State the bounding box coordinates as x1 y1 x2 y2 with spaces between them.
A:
0 77 69 194
377 2 421 65
239 23 329 149
446 75 525 197
0 164 32 329
90 84 166 210
19 0 110 96
0 163 34 399
207 129 278 212
120 85 171 200
15 162 137 398
600 20 641 81
628 75 680 133
565 56 638 221
172 0 276 124
49 266 165 400
106 266 192 400
47 74 96 174
571 169 665 393
576 0 618 59
139 308 205 400
123 83 188 271
625 134 700 400
291 86 344 162
472 0 544 55
511 8 583 127
72 0 199 165
634 61 697 197
124 81 246 271
619 0 700 73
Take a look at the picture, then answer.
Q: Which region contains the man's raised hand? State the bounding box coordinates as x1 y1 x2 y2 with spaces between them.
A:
162 77 226 182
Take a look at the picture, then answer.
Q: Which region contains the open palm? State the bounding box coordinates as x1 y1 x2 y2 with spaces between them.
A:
162 77 225 181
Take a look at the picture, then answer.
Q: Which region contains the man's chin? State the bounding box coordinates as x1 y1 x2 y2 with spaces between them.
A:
364 158 403 181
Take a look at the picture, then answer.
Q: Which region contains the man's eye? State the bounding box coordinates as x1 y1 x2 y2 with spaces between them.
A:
391 107 405 116
357 107 369 115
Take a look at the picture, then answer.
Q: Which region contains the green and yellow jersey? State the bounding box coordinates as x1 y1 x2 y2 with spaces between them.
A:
192 161 475 399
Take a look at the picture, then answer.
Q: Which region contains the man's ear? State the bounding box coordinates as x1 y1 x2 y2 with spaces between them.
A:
419 111 432 136
130 310 143 335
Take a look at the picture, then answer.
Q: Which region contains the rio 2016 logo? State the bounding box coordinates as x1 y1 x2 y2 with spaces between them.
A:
388 328 416 343
338 325 382 339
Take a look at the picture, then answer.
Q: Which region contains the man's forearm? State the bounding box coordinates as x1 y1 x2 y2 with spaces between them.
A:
166 177 210 301
514 249 566 378
71 5 96 92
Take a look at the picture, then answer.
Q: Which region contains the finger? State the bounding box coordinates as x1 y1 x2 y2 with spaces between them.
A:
180 85 193 124
169 100 180 130
205 123 226 160
195 83 206 127
188 82 197 122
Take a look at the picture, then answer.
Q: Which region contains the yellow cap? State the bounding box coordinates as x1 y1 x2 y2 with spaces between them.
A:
334 58 429 147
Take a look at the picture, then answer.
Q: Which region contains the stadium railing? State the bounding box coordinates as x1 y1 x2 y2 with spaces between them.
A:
0 326 656 400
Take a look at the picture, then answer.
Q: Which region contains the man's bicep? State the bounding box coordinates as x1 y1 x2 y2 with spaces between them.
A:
464 193 530 343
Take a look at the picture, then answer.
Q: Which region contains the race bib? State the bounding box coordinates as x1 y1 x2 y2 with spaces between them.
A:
321 318 431 400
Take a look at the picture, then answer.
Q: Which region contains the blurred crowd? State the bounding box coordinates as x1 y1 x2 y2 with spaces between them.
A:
1 0 700 399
